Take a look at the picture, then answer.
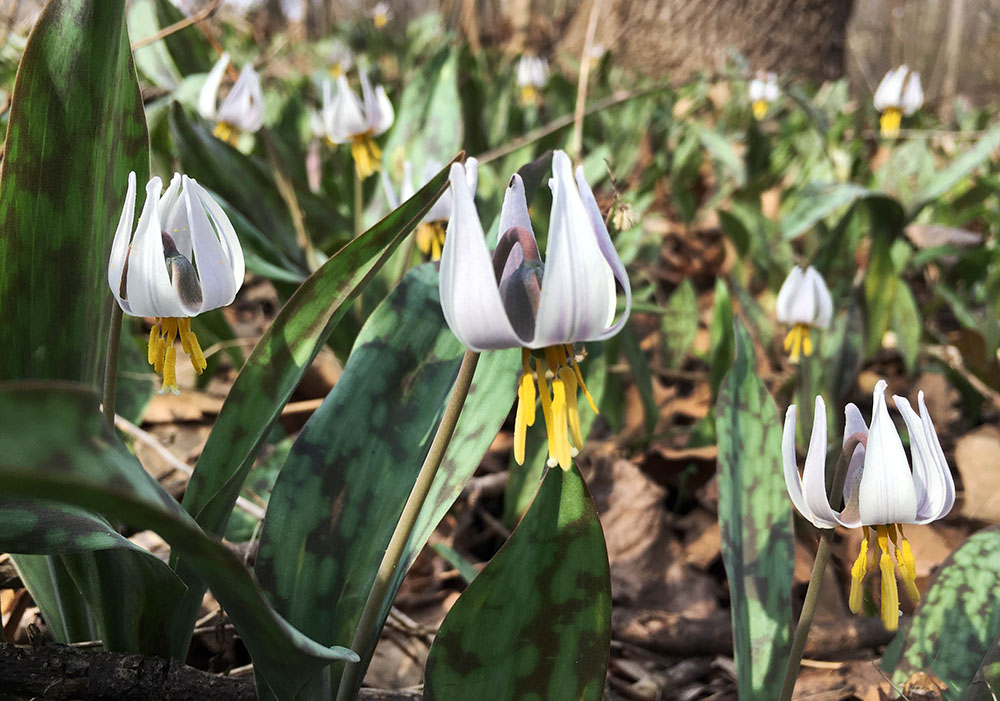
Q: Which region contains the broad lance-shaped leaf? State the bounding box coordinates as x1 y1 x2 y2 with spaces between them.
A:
881 527 1000 700
424 464 612 701
0 383 358 700
172 157 461 647
715 320 794 700
253 264 519 698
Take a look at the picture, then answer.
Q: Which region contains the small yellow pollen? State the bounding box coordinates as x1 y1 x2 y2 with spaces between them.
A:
373 13 388 28
520 84 538 106
213 121 239 147
416 222 447 261
752 100 768 119
783 323 814 362
350 134 382 180
146 316 208 393
880 107 903 138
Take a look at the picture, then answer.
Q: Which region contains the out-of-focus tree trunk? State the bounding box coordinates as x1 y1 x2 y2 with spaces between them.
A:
557 0 855 80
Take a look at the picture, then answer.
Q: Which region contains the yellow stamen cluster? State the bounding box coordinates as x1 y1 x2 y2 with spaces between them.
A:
783 323 814 363
520 85 538 107
880 107 903 138
330 63 345 78
350 134 382 180
213 121 239 147
848 524 920 631
752 100 769 120
374 13 388 28
416 221 447 261
514 345 597 471
147 317 207 395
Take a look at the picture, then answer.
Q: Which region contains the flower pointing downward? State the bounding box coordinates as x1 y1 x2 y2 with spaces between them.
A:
782 381 955 630
108 172 245 394
873 65 923 138
322 70 394 180
776 265 832 362
198 53 264 146
516 55 549 106
748 71 779 120
439 150 631 469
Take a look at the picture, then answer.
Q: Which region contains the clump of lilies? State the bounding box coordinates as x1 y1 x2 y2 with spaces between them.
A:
776 265 832 362
439 150 631 469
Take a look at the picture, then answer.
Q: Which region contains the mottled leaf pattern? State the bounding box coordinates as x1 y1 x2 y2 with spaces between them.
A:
882 527 1000 700
424 464 612 701
715 321 794 700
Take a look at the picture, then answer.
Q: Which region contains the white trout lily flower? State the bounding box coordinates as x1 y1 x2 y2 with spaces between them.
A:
783 380 955 630
440 150 631 470
382 159 479 261
516 55 549 106
748 71 779 120
108 172 245 394
874 65 923 138
776 265 833 362
328 40 354 78
198 53 264 146
322 70 394 180
372 1 391 28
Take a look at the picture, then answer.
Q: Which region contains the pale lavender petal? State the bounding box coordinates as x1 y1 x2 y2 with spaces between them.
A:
858 380 918 525
184 177 235 313
894 391 954 523
439 164 524 350
198 53 229 120
218 64 263 132
161 173 193 262
800 395 842 528
783 405 835 528
496 173 537 280
108 171 137 314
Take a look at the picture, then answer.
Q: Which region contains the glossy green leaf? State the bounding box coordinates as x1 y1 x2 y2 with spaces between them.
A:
152 0 215 76
715 321 794 700
0 0 148 386
0 383 358 699
253 264 519 695
907 124 1000 220
424 464 612 701
882 527 1000 700
11 555 97 643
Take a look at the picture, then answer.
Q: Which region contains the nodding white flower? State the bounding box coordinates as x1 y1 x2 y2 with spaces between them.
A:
748 71 779 120
198 53 264 145
776 265 833 362
516 55 549 105
382 159 479 261
585 44 606 70
873 65 923 137
328 40 354 78
372 2 391 28
322 70 394 180
782 380 954 630
439 150 631 470
108 172 245 394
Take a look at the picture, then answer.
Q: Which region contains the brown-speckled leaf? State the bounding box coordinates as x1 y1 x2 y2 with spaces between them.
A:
715 320 794 700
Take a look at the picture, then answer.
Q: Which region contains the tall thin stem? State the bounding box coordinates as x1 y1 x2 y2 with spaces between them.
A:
778 433 865 701
335 350 480 701
102 302 124 425
571 0 603 161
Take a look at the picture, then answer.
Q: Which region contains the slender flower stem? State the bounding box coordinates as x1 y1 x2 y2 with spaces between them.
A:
571 0 603 161
778 434 865 701
335 350 481 701
102 302 124 425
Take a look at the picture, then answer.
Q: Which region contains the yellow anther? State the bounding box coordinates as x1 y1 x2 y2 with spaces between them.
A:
148 323 161 366
752 100 768 120
373 12 388 28
561 366 583 450
895 526 920 604
801 325 813 357
783 323 814 362
550 371 570 470
536 356 557 466
569 351 598 414
350 134 382 180
849 527 870 613
514 351 537 465
162 344 179 395
877 525 900 631
880 108 903 138
213 121 238 146
520 84 538 106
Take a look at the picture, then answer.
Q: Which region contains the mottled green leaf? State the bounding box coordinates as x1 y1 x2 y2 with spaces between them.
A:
661 279 699 368
882 527 1000 700
715 321 794 700
253 264 519 695
424 464 612 701
0 0 147 387
152 0 214 76
0 383 358 699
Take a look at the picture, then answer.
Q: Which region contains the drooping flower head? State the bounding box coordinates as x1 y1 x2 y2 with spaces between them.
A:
776 265 832 362
108 172 245 394
382 159 479 261
748 71 779 120
440 150 631 469
328 40 354 78
371 2 392 28
783 380 955 630
198 53 264 146
516 55 549 106
322 69 394 180
873 65 923 138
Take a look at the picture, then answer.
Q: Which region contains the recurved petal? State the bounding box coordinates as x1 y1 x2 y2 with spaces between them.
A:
838 403 868 528
160 173 193 261
218 64 263 132
495 173 536 281
372 85 394 135
783 405 826 527
532 151 615 348
748 78 765 102
800 395 842 528
858 380 918 525
893 391 955 524
439 163 524 350
775 266 805 324
874 66 906 110
198 53 229 121
901 71 924 115
183 176 238 313
108 171 137 314
323 76 367 143
125 177 189 319
805 266 833 328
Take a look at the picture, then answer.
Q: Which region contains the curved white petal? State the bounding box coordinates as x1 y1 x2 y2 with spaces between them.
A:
894 392 954 524
576 163 630 336
198 53 229 121
464 158 479 194
800 395 842 528
874 66 906 110
196 182 245 290
532 151 615 348
126 177 188 318
775 267 803 324
901 71 924 115
184 177 236 313
372 85 394 135
763 73 779 101
748 78 765 102
218 64 264 132
858 380 918 525
323 76 367 143
495 173 536 281
439 163 524 350
804 266 833 328
838 403 868 529
108 171 138 314
160 173 194 262
783 405 835 528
